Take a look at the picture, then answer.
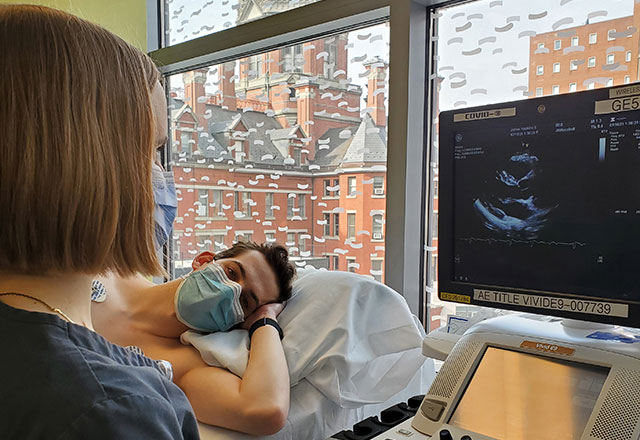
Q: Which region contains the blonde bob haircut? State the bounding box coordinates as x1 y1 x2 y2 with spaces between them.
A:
0 5 164 277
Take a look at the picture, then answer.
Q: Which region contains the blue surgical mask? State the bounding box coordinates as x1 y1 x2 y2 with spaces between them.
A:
174 262 244 333
152 162 178 250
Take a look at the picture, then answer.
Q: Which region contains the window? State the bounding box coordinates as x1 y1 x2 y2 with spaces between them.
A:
537 42 544 50
265 192 274 218
180 132 191 155
625 75 631 84
431 0 632 334
292 147 301 165
287 196 294 219
569 82 577 92
299 195 306 218
298 233 307 252
234 192 241 213
373 176 384 195
164 0 324 45
347 176 357 196
197 189 208 216
332 255 339 271
323 213 331 236
213 233 226 252
282 45 303 73
587 82 595 90
265 232 275 243
570 60 578 70
372 214 384 240
286 232 298 256
552 62 560 73
626 51 632 62
608 29 616 40
324 36 338 78
607 54 615 65
346 257 356 273
234 140 244 163
235 231 252 243
536 65 544 75
535 87 543 97
347 213 356 240
237 192 251 217
210 190 221 217
571 36 579 46
371 259 383 282
248 55 262 79
608 77 614 87
162 4 388 311
588 57 596 68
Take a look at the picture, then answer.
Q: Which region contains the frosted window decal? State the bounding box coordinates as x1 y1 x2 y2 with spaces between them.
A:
429 0 635 331
168 23 389 279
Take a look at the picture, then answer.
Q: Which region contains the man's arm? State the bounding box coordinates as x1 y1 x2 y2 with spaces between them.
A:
177 304 290 435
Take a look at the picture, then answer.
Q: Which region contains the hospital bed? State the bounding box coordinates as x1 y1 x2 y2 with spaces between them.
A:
181 268 436 439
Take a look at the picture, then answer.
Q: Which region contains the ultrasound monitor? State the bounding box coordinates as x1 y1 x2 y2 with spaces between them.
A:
438 85 640 327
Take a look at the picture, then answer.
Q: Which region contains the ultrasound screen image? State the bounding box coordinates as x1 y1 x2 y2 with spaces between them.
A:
452 103 640 302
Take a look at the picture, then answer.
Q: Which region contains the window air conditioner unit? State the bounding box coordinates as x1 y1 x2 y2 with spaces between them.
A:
374 188 384 195
373 233 383 240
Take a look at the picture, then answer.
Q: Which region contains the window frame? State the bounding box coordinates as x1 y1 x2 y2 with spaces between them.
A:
149 0 434 322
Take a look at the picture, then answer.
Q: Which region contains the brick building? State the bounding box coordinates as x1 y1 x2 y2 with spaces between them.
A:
169 1 389 281
529 3 640 95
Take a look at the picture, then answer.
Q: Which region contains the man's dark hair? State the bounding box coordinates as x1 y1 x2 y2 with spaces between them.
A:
214 241 296 302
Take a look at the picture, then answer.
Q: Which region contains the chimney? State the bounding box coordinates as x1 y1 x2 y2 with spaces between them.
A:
219 61 237 112
363 58 388 127
182 68 208 120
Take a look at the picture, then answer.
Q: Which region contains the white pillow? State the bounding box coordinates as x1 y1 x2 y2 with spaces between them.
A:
182 267 426 408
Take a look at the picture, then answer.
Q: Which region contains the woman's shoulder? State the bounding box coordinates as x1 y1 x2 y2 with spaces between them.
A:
0 304 198 439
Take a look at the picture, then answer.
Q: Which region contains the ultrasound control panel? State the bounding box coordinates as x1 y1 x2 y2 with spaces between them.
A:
332 315 640 440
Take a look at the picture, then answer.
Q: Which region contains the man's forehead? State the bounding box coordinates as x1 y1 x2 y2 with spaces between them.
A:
223 250 279 302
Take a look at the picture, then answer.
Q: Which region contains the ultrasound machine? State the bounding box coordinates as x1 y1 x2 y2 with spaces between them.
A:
330 84 640 440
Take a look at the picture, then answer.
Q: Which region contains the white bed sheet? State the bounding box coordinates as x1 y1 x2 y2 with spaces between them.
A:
197 358 436 440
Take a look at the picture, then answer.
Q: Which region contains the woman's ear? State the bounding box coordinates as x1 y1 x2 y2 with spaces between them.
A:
192 251 215 271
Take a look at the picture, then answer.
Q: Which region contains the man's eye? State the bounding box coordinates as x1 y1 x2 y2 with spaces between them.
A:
226 267 237 280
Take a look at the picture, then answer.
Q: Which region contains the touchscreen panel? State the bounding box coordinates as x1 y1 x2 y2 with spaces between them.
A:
448 347 609 440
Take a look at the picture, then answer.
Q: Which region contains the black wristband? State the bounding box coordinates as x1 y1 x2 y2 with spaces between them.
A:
248 317 283 340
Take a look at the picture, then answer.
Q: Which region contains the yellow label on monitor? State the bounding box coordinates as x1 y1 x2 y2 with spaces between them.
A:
521 340 575 356
440 292 471 304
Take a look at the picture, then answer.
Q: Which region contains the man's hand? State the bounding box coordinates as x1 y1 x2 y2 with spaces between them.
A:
240 302 285 330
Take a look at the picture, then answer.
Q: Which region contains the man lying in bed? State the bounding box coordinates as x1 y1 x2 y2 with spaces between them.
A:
91 241 296 436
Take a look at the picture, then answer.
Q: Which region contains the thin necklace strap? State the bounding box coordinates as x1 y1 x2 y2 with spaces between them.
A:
0 292 76 324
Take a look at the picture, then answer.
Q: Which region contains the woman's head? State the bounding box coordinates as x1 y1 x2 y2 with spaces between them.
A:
0 5 164 277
